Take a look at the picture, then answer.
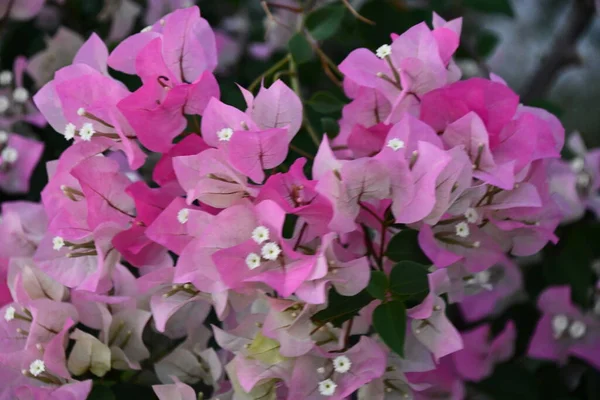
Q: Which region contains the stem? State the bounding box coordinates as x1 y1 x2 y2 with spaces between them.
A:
249 55 291 92
289 57 321 146
521 0 595 102
290 143 314 160
340 0 375 25
294 222 308 251
265 2 304 12
361 223 382 270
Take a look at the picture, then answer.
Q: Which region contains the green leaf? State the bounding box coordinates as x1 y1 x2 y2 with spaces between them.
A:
288 33 313 64
389 261 429 305
312 289 374 327
307 91 345 114
305 4 346 40
373 300 406 357
463 0 514 16
321 117 340 137
367 271 388 300
88 385 116 400
385 229 430 264
476 30 500 58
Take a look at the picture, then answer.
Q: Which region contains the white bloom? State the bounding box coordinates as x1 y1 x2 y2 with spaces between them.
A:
464 208 478 223
261 242 282 260
332 355 351 373
577 173 591 188
52 236 65 251
1 147 18 164
0 70 12 85
217 127 233 141
245 253 261 270
552 314 569 338
29 359 45 377
77 107 86 116
316 367 325 374
318 379 337 396
570 157 585 173
63 123 77 140
177 208 190 224
0 130 8 144
569 320 587 339
12 87 29 103
455 222 470 238
387 138 405 151
0 95 9 113
376 44 392 59
79 123 95 141
140 26 153 32
252 226 270 244
4 306 15 322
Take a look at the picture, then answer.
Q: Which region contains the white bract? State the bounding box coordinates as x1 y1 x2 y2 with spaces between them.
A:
318 379 337 396
333 355 351 373
79 123 95 141
12 87 29 103
4 306 15 322
376 44 392 59
177 208 190 224
455 222 470 238
252 226 270 244
261 242 282 261
1 147 18 164
29 360 46 376
465 208 478 223
387 138 405 151
245 253 261 270
63 123 76 140
52 236 65 251
217 127 233 141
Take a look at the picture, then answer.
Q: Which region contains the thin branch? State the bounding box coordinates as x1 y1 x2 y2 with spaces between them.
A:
521 0 596 103
249 54 291 92
290 143 315 159
341 0 375 25
0 0 16 35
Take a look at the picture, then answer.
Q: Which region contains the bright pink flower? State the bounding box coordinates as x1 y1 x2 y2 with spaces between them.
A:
0 133 44 194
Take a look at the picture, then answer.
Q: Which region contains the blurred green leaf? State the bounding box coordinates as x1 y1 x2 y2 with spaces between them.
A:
312 289 374 327
367 271 388 300
307 91 345 114
464 0 515 17
477 363 539 400
476 30 500 58
306 4 346 41
373 300 406 357
389 261 429 304
321 117 340 137
88 385 116 400
288 33 313 64
386 229 430 264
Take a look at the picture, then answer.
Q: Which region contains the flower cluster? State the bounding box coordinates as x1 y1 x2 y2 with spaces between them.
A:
0 5 571 400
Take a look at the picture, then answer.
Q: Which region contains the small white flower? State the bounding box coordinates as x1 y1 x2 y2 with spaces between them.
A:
245 252 261 270
0 70 13 85
376 44 392 59
316 367 325 374
464 208 478 223
160 18 166 26
387 138 405 151
29 359 45 377
4 306 15 322
1 147 18 164
52 236 65 251
332 355 351 373
570 157 585 173
217 127 233 141
569 320 587 339
12 87 29 103
552 314 569 338
140 25 153 33
77 107 86 116
177 208 190 224
79 122 95 141
0 95 9 113
252 226 270 244
577 173 591 188
318 379 337 396
455 222 470 238
261 242 282 261
0 130 8 144
63 123 77 140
